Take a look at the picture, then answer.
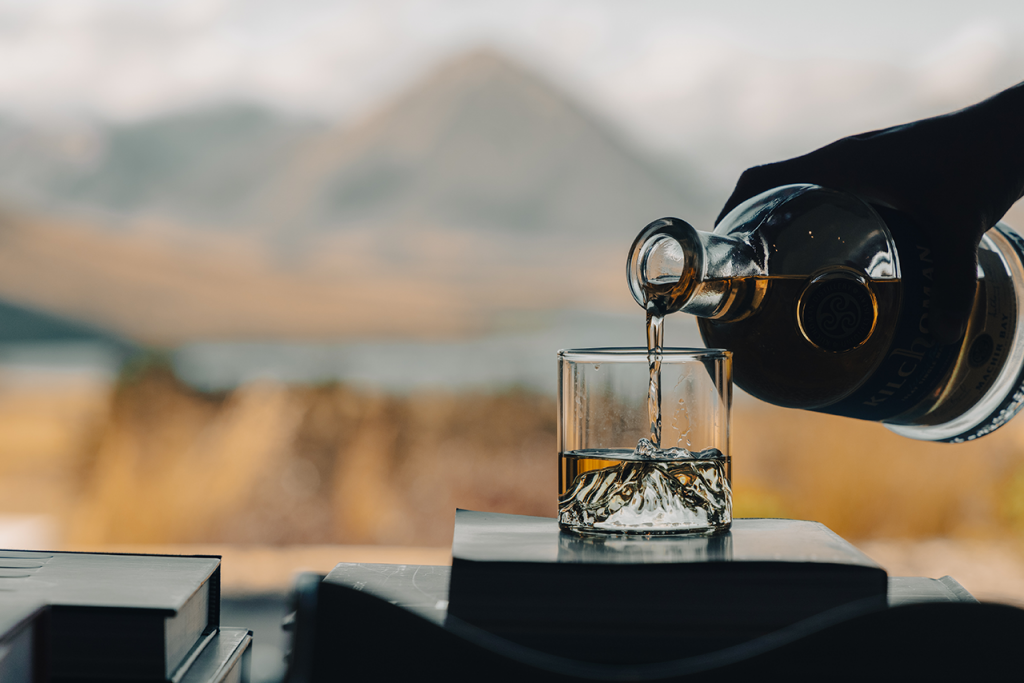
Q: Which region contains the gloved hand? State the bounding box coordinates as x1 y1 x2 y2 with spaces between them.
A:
717 82 1024 343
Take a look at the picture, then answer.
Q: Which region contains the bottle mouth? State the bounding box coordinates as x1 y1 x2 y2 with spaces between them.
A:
626 218 703 314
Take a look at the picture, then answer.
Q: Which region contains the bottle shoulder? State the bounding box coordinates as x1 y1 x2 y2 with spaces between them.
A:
714 184 900 281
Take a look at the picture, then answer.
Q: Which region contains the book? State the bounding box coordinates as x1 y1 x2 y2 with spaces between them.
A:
887 576 977 607
0 548 220 681
446 510 889 661
324 563 451 626
320 566 975 618
178 628 252 683
0 598 47 683
308 562 1003 677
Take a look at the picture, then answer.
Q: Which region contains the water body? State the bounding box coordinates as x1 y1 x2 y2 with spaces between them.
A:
0 342 126 387
173 310 703 393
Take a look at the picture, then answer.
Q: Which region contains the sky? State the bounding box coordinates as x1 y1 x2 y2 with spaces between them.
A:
0 0 1022 186
1 0 1021 118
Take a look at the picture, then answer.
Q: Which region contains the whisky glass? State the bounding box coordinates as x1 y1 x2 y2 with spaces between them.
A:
557 348 732 535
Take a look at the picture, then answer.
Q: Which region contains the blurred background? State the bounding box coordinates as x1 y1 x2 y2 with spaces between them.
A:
1 0 1024 678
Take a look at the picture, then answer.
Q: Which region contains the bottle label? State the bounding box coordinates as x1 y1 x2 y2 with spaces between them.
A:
893 229 1021 436
818 207 961 421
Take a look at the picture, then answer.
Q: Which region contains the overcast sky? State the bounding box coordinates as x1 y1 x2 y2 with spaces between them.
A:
0 1 1019 116
1 0 1022 179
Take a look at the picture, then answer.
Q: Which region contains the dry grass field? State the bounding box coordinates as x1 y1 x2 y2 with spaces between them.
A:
6 360 1024 603
3 361 1024 552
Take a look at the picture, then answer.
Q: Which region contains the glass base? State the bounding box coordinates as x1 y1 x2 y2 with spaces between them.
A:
558 521 731 537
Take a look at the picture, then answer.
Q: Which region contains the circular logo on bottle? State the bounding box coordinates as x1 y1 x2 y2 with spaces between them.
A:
799 278 876 352
968 334 994 368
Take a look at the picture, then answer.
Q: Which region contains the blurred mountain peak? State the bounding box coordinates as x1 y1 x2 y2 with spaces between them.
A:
0 48 707 341
257 47 702 240
431 45 533 79
0 103 324 228
0 45 704 247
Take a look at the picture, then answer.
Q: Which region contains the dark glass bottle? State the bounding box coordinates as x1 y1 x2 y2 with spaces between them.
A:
627 184 1024 442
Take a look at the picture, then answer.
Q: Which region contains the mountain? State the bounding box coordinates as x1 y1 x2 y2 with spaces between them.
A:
0 297 131 349
0 51 705 342
54 105 324 229
254 49 710 240
0 105 324 230
4 49 1019 346
0 51 706 242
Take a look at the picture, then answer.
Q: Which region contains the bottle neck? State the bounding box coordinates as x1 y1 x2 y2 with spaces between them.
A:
627 218 762 320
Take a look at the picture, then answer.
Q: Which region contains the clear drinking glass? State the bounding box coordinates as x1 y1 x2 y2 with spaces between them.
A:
557 348 732 535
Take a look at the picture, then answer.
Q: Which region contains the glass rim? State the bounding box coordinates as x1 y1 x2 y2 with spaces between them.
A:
558 347 731 363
